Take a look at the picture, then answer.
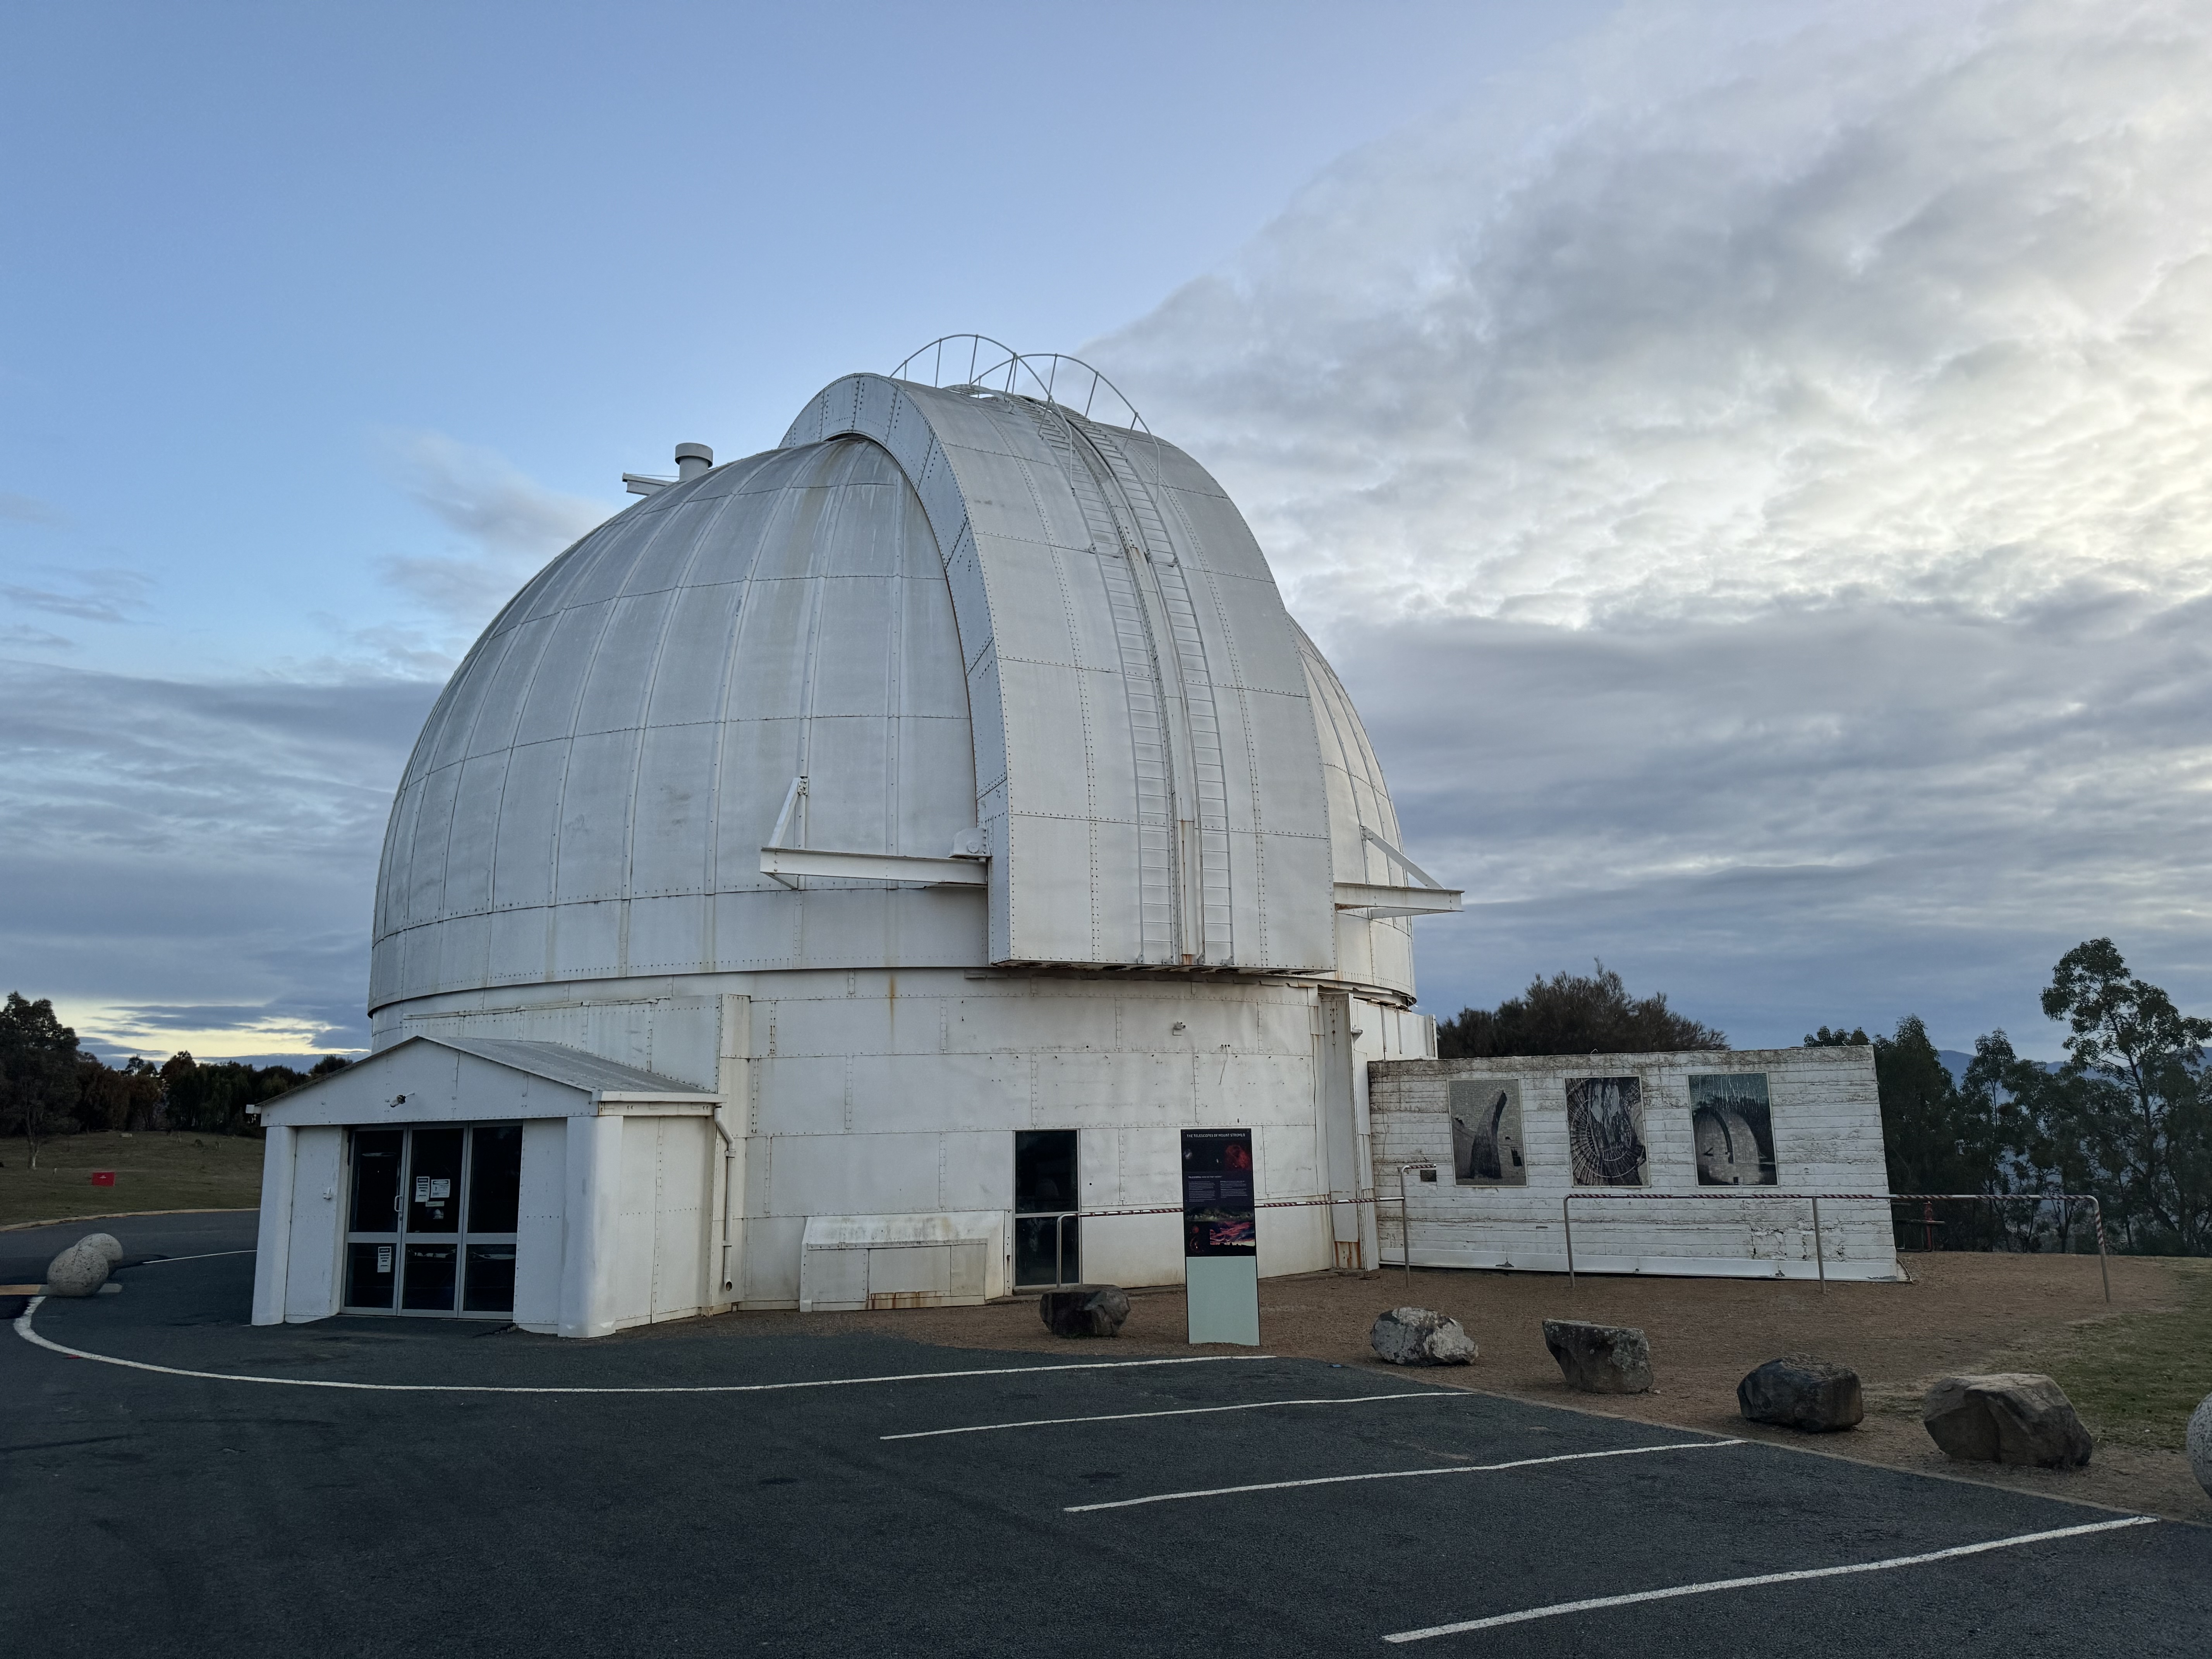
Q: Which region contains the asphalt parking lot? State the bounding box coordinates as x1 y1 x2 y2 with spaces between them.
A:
5 1214 2207 1657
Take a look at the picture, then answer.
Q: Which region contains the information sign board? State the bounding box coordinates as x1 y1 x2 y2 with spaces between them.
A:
1182 1128 1260 1345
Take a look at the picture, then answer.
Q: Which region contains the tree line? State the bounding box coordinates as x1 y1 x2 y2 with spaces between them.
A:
0 991 350 1164
1437 942 2211 1256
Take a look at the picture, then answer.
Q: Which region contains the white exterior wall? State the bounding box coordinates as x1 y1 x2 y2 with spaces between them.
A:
251 1127 297 1327
614 1114 714 1330
734 966 1338 1305
513 1119 567 1332
369 964 1367 1309
1368 1046 1898 1282
281 1127 345 1322
250 1125 349 1326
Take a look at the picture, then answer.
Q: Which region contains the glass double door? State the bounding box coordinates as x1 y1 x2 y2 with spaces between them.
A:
344 1124 522 1317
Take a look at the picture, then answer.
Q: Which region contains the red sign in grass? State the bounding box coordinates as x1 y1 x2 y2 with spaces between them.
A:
91 1171 115 1187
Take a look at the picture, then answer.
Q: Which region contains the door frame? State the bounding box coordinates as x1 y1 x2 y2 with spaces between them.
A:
340 1122 521 1320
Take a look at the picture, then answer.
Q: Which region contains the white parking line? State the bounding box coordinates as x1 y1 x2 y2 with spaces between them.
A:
884 1389 1463 1441
10 1298 1275 1395
1068 1436 1740 1511
1381 1515 2161 1642
131 1250 257 1266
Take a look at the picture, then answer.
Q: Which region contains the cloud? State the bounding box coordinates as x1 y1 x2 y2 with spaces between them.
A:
0 491 64 526
1338 595 2212 1044
0 659 438 1055
378 430 609 632
1092 0 2212 1048
0 565 152 623
0 443 594 1056
1103 0 2212 629
0 625 73 650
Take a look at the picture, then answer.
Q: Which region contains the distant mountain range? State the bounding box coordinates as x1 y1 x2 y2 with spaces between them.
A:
1937 1049 2064 1089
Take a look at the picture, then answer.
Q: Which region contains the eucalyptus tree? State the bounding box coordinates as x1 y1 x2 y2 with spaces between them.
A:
2034 939 2211 1253
0 992 81 1167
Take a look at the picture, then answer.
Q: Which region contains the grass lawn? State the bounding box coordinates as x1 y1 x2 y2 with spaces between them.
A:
2016 1260 2212 1449
0 1130 263 1229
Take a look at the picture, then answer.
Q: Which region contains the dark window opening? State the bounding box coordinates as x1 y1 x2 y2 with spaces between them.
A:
1014 1130 1079 1288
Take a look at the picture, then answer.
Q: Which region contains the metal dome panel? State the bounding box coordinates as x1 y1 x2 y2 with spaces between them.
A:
370 438 985 1010
781 374 1337 973
1295 621 1417 1000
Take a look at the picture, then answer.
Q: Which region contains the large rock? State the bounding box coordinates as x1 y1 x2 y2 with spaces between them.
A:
79 1233 124 1266
1737 1358 1864 1432
1543 1319 1652 1393
1922 1373 2094 1468
43 1243 110 1297
1039 1285 1131 1338
1370 1306 1478 1366
2186 1393 2212 1499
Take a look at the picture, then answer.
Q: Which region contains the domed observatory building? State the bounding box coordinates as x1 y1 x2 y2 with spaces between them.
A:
250 343 1457 1338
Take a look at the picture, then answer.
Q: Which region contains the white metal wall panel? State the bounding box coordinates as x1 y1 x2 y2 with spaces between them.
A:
574 591 672 737
652 1117 712 1322
614 1116 659 1326
426 632 510 774
630 721 718 896
442 756 505 917
555 728 641 903
511 602 608 746
644 579 745 727
490 742 565 910
436 911 491 994
551 897 622 981
283 1126 344 1322
513 1118 566 1331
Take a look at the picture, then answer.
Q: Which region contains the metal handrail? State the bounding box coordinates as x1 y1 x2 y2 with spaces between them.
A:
1552 1189 2111 1302
1009 1192 1384 1286
890 335 1151 433
888 334 1167 491
1012 1208 1082 1290
1397 1164 1436 1291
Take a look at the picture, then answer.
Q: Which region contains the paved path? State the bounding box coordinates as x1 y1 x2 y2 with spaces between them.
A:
4 1213 2207 1656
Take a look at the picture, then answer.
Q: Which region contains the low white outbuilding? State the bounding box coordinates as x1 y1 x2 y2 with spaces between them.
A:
1369 1046 1901 1281
251 349 1454 1336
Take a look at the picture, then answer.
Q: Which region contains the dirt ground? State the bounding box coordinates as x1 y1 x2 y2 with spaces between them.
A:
0 1131 262 1229
779 1253 2212 1526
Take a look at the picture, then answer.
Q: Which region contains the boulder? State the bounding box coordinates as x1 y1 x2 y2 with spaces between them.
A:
1542 1319 1652 1394
2186 1393 2212 1499
43 1243 110 1298
1040 1285 1131 1338
79 1233 124 1266
1737 1358 1864 1432
1370 1306 1478 1366
1922 1373 2093 1468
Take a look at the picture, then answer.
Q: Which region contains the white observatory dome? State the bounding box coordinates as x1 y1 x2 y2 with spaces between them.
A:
255 350 1458 1336
371 368 1424 1014
249 359 1895 1336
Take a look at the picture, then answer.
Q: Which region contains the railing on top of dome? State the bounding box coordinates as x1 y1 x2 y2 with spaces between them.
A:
890 334 1166 490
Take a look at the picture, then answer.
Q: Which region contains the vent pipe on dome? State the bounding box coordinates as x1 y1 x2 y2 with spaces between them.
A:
623 442 714 497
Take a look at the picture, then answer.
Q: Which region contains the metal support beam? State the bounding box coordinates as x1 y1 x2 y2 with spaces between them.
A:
759 845 987 886
1334 881 1462 915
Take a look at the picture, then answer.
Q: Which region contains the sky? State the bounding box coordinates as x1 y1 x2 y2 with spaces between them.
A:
2 0 2205 1063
